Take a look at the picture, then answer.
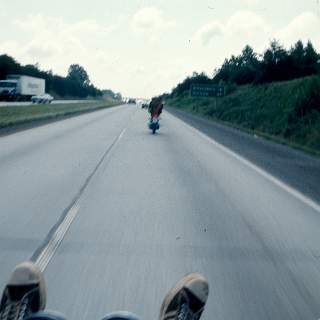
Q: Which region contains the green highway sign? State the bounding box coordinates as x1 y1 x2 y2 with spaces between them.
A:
190 84 225 97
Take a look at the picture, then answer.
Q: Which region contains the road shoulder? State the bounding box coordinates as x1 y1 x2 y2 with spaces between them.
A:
167 107 320 204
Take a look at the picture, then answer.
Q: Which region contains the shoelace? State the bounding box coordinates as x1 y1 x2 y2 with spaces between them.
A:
177 303 203 320
0 286 39 320
177 303 189 320
0 298 28 320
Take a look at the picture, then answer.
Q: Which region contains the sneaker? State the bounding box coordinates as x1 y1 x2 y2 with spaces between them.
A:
102 311 140 320
0 261 46 320
159 273 209 320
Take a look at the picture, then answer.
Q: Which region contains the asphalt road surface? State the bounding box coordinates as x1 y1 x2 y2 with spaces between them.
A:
1 104 320 320
168 108 320 205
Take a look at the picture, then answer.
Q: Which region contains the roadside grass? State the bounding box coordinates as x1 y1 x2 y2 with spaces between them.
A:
0 99 121 129
167 75 320 156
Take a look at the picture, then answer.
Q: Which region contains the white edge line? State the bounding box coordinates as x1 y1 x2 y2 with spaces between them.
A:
169 113 320 213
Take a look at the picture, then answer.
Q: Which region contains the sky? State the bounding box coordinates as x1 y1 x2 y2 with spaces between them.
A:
0 0 319 98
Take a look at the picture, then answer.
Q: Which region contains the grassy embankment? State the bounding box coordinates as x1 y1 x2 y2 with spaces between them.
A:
167 75 320 155
0 98 121 129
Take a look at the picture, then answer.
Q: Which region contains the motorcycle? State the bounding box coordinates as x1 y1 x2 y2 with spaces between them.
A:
149 116 160 134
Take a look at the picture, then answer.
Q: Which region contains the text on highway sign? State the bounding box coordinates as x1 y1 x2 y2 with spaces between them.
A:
190 84 225 97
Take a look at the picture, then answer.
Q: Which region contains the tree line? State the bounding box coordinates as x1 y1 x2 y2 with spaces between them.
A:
169 40 320 97
0 54 104 98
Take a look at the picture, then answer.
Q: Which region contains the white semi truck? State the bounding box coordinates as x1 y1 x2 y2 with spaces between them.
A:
0 75 45 101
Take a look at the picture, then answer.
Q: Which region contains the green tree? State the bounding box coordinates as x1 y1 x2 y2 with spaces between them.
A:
291 40 304 63
171 72 211 96
241 45 258 65
259 40 291 82
264 40 288 65
289 40 304 78
304 41 319 75
67 64 90 87
213 46 260 85
0 55 20 79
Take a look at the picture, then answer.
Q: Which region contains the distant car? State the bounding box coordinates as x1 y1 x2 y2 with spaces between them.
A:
128 99 136 104
141 103 149 109
31 94 54 104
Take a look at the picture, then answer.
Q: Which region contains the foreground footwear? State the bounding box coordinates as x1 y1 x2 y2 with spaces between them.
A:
102 311 140 320
0 261 46 320
159 273 209 320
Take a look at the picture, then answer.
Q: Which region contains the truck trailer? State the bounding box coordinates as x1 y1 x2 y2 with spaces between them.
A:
0 75 45 101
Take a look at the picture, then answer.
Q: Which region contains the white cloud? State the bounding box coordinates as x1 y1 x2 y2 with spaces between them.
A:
225 11 269 38
194 11 270 48
240 0 260 6
194 21 223 45
274 12 320 50
25 42 62 59
132 7 176 41
193 10 320 53
0 14 117 80
10 15 115 61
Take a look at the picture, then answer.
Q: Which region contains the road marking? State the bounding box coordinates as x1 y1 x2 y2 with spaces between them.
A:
35 202 80 272
33 127 127 272
171 114 320 213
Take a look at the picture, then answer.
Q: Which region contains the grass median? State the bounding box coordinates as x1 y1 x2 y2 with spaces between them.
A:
0 99 121 129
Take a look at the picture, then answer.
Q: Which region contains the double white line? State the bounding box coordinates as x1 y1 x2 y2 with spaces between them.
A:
34 127 127 272
35 202 80 272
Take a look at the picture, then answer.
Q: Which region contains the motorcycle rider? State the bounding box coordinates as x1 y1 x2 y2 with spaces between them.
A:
0 261 209 320
148 97 164 120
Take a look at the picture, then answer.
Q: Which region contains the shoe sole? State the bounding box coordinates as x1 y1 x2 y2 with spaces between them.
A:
159 273 209 320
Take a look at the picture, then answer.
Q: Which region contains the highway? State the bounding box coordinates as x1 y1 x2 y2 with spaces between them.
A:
1 104 320 320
